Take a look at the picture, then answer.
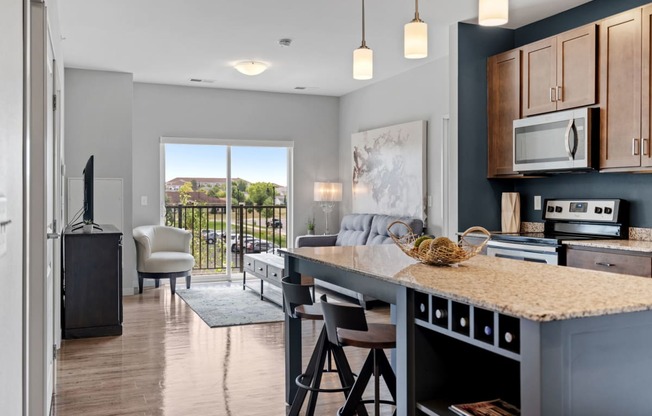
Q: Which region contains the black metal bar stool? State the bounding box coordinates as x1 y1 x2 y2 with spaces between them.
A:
319 294 397 416
281 277 355 416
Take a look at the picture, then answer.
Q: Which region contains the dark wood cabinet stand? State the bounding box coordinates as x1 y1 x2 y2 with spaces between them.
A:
62 224 123 338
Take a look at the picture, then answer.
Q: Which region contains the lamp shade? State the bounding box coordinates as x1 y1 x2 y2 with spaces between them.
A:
314 182 343 202
478 0 509 27
234 61 268 76
353 47 373 80
404 20 428 59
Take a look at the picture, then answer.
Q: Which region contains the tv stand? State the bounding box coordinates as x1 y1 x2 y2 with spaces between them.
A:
70 221 103 233
62 224 122 338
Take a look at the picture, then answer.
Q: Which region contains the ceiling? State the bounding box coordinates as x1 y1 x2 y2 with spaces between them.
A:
57 0 593 97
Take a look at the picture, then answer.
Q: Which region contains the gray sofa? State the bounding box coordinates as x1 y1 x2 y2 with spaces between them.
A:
295 213 424 307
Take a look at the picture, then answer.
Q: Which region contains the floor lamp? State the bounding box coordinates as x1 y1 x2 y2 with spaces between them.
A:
314 182 342 234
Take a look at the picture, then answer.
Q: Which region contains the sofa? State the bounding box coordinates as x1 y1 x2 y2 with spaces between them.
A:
295 213 424 307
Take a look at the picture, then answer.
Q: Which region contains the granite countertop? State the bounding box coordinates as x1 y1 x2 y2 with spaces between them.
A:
282 245 652 322
564 239 652 253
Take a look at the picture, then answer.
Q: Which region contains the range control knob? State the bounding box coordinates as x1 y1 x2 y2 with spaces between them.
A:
555 206 563 213
604 207 613 215
595 207 603 214
547 206 555 213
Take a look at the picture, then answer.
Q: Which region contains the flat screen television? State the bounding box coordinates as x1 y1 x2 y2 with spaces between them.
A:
82 155 94 224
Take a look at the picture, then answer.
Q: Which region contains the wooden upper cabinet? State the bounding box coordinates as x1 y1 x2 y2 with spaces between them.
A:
522 38 557 116
642 5 652 168
557 25 597 110
600 9 642 169
522 24 597 117
487 49 521 178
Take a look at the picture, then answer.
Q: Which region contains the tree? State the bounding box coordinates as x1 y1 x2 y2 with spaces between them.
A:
234 178 248 193
179 182 193 206
247 182 276 206
191 179 199 191
232 185 245 203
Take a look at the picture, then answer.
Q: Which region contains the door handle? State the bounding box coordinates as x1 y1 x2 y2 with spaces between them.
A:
595 262 615 267
643 138 649 156
633 138 640 156
47 232 60 239
564 119 576 160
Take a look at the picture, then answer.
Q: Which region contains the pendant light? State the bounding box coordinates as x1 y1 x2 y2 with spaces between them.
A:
404 0 428 59
479 0 509 27
353 0 373 80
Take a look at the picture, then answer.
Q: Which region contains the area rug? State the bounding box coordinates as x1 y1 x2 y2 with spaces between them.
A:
176 282 284 328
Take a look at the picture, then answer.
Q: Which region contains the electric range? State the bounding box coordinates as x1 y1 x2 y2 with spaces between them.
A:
486 198 628 265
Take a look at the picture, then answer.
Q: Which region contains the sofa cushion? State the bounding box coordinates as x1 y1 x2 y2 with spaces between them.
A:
335 214 374 246
365 215 424 245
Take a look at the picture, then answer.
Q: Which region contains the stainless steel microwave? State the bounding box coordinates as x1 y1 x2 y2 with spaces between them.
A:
513 107 598 173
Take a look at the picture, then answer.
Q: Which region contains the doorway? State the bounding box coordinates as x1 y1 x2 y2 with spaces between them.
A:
161 138 293 279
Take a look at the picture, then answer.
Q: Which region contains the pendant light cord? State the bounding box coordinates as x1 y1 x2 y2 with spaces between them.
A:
361 0 367 48
414 0 422 22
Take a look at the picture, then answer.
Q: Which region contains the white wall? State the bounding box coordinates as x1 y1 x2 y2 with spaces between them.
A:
0 1 24 413
339 57 451 236
132 83 340 236
64 69 135 294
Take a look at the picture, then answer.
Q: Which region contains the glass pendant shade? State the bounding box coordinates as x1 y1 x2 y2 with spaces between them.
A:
404 20 428 59
478 0 509 26
353 46 373 80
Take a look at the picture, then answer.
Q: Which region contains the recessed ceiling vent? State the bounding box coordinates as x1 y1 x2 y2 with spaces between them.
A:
189 78 215 83
294 87 307 90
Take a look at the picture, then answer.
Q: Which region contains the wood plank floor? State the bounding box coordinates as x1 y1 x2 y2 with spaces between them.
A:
53 282 395 415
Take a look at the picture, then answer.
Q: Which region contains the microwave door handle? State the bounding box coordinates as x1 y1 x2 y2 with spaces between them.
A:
564 119 574 160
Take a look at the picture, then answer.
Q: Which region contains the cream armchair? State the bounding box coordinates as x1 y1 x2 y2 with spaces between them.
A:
133 225 195 295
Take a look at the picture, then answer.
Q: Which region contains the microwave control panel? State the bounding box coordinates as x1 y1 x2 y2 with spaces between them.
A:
544 199 620 223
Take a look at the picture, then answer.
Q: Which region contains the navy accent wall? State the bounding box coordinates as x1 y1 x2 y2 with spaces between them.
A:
458 23 514 231
458 1 652 230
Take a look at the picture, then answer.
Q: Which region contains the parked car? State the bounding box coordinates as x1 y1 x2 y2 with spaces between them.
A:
202 230 218 244
231 236 256 252
266 218 283 229
245 239 278 253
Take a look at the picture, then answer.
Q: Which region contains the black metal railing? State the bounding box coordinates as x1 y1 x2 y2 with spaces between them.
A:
165 204 287 273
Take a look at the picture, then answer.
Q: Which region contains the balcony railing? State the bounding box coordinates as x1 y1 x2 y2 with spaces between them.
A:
165 204 287 273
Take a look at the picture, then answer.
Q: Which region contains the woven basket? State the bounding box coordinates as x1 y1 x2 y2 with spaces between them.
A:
388 221 491 266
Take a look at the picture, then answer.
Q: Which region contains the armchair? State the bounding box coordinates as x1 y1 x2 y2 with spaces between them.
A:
133 225 195 295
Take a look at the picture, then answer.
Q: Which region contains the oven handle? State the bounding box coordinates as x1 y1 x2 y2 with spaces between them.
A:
487 240 559 253
564 119 577 161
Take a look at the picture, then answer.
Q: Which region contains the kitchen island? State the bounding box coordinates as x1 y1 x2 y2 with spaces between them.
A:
282 245 652 416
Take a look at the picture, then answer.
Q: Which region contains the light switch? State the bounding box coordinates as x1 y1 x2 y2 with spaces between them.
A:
141 196 148 206
534 195 542 211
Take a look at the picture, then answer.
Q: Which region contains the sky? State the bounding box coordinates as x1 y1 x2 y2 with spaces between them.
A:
165 144 288 186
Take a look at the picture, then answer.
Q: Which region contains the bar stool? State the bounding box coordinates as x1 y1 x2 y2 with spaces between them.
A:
319 294 397 416
281 278 355 416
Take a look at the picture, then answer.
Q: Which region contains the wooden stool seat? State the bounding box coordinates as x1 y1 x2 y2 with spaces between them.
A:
295 304 323 321
337 323 396 349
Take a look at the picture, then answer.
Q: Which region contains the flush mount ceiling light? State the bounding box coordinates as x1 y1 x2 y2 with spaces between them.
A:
234 61 268 76
479 0 509 26
353 0 373 80
404 0 428 59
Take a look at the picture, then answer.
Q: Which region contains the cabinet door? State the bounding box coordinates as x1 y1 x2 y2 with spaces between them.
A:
522 37 557 116
600 9 642 169
557 24 597 110
487 49 521 177
642 5 652 167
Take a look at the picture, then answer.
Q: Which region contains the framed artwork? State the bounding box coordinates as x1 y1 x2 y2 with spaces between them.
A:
351 120 427 220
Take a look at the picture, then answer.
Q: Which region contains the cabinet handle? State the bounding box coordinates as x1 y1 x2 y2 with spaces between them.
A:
434 309 447 319
459 317 468 328
557 86 562 102
644 138 650 156
550 87 556 102
633 138 640 156
258 267 264 271
246 262 251 266
596 262 615 267
272 273 277 277
504 332 515 343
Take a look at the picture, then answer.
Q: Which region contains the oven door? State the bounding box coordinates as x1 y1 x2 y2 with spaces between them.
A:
487 241 559 265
